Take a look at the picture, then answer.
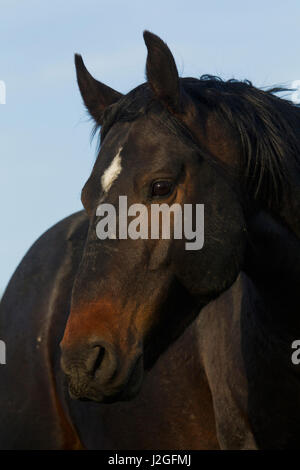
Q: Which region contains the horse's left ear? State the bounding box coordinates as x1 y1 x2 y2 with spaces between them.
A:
143 31 181 112
75 54 123 124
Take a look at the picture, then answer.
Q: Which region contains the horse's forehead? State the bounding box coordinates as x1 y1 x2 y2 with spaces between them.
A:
98 115 187 190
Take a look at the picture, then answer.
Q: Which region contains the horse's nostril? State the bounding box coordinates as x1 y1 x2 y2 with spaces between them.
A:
61 339 118 389
86 345 106 377
91 346 106 376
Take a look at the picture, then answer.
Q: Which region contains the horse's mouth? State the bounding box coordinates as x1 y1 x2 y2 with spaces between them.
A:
67 354 144 404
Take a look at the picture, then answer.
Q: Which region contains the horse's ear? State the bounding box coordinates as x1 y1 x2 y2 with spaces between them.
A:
143 31 181 112
75 54 123 124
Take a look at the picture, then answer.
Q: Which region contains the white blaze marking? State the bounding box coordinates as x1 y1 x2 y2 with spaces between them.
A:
101 147 123 193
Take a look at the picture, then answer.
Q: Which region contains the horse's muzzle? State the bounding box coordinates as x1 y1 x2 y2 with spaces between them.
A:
60 339 144 402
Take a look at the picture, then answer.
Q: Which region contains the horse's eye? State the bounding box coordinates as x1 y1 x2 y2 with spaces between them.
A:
151 180 173 198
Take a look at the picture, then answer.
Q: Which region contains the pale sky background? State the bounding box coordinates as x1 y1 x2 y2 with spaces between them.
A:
1 0 300 293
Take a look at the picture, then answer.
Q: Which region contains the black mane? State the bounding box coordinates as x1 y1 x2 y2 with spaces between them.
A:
97 76 300 210
186 76 300 207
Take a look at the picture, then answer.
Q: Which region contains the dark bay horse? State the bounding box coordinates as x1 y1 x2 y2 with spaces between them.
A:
1 31 300 449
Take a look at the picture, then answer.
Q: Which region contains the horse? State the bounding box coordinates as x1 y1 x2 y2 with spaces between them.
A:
0 31 300 449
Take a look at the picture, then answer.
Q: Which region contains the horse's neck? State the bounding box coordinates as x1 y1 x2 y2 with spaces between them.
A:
244 210 300 337
278 167 300 239
240 216 300 448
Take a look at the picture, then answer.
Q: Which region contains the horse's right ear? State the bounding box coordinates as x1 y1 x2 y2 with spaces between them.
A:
75 54 123 124
143 31 181 112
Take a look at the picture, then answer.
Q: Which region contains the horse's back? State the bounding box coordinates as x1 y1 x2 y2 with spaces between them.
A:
0 211 88 449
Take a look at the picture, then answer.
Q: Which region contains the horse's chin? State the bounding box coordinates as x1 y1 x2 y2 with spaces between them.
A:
69 354 144 404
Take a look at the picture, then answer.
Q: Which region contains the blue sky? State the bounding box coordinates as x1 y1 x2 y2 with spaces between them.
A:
1 0 300 293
